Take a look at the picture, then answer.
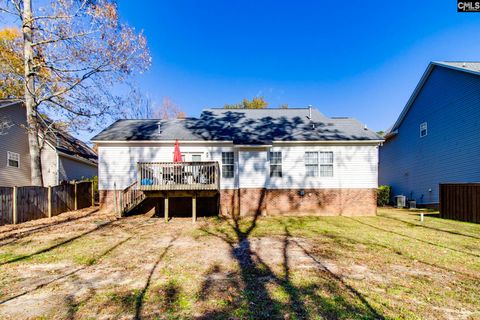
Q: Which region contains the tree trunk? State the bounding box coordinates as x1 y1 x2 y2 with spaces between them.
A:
22 0 43 186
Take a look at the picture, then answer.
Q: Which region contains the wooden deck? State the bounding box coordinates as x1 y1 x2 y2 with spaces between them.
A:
137 162 220 191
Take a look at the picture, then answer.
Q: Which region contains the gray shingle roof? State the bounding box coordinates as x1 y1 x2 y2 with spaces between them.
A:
435 61 480 73
92 108 382 144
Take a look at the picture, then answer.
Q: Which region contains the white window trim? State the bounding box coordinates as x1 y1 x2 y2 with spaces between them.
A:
221 152 235 179
305 151 334 178
269 151 282 178
319 151 334 177
305 151 319 177
7 151 20 168
420 122 428 137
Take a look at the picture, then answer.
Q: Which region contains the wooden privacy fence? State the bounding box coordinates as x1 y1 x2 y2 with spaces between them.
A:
440 183 480 224
0 181 94 226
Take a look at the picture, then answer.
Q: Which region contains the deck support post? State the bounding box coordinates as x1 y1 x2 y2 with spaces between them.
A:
192 193 197 223
164 196 169 223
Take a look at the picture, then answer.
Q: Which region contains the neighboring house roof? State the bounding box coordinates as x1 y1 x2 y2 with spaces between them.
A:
0 99 97 165
386 61 480 138
42 120 98 165
91 107 383 144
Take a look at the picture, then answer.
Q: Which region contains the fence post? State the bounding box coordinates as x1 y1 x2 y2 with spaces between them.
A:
91 181 94 207
12 186 17 225
74 181 78 211
113 182 118 216
48 186 52 218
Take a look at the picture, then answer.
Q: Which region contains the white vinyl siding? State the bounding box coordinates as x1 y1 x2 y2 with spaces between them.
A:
97 143 379 191
238 149 268 188
7 151 20 168
268 144 378 190
98 143 237 190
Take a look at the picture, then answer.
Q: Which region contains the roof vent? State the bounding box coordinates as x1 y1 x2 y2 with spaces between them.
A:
364 124 368 130
306 105 312 120
462 62 466 67
157 122 162 135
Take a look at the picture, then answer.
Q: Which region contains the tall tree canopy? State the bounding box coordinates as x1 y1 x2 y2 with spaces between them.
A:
223 96 269 109
0 0 151 185
0 28 23 99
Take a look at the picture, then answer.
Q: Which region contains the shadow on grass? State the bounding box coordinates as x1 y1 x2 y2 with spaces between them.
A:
0 208 100 246
197 192 385 319
377 214 480 240
0 235 133 305
134 235 178 320
349 218 480 258
312 219 480 281
0 218 118 266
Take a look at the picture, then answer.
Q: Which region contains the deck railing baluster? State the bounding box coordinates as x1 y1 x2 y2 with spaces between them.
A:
137 161 219 191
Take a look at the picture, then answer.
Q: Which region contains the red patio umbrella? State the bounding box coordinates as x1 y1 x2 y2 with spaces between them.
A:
173 139 182 162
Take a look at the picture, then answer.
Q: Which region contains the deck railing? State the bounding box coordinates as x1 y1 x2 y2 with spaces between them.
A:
119 181 146 216
138 162 220 191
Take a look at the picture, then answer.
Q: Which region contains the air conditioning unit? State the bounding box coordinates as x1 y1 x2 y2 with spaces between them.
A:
394 195 406 208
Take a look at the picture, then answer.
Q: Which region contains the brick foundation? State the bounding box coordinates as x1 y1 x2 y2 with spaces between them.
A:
219 188 377 217
100 188 377 217
99 190 122 211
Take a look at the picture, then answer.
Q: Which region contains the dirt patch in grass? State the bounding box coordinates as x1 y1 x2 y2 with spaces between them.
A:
0 208 479 319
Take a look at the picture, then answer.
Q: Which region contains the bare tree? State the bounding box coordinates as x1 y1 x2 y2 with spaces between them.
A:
153 97 185 119
0 0 151 185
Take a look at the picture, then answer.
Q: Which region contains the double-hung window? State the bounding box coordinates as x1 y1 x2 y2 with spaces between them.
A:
319 151 334 177
420 122 427 137
305 152 319 177
269 151 282 177
305 151 334 177
222 152 234 178
7 151 20 168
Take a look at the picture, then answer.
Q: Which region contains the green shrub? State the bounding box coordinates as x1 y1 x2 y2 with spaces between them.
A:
377 185 391 206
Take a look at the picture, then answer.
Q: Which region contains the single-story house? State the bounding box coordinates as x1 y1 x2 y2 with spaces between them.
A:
0 99 98 187
92 107 383 217
379 61 480 207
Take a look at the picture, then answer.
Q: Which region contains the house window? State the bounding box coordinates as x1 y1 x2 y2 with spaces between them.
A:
420 122 427 137
192 154 202 162
7 151 20 168
222 152 234 178
319 151 334 177
305 152 319 177
269 151 282 177
305 151 334 177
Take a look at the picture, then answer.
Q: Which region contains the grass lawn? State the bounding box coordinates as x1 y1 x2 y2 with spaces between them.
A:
0 207 478 319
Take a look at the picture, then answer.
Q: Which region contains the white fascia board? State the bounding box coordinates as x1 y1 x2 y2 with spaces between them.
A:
92 140 234 144
272 140 384 145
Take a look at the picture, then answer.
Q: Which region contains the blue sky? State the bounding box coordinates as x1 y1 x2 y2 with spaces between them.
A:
116 0 480 133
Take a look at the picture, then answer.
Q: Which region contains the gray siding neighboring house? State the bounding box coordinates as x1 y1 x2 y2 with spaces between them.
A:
379 61 480 206
0 100 98 187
